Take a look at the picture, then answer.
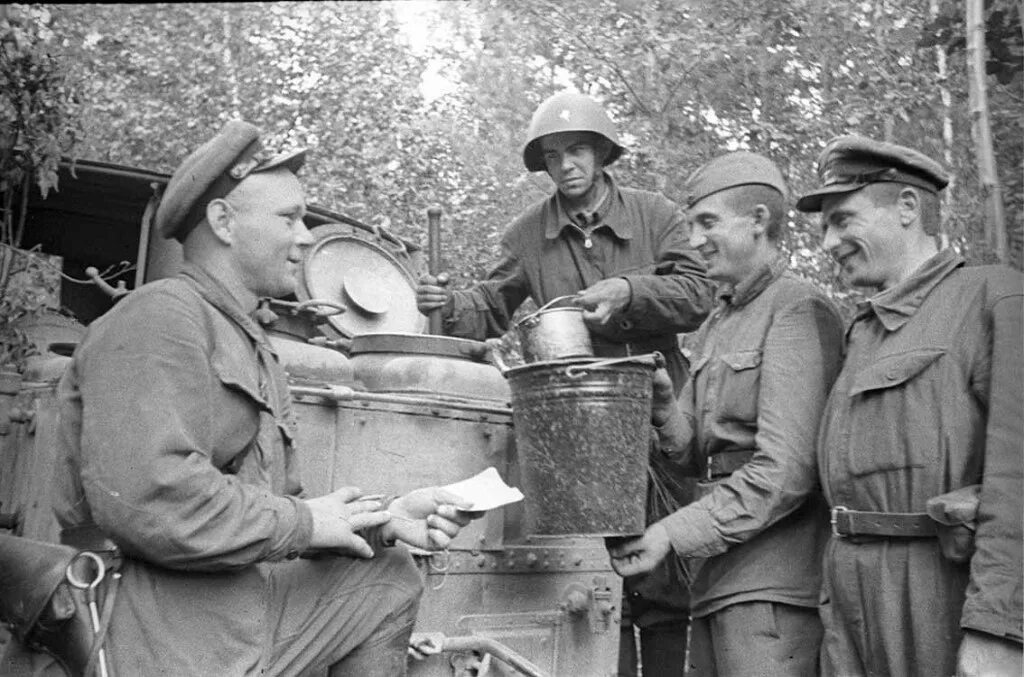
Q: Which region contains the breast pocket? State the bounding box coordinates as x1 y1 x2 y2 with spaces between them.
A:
210 352 266 471
846 348 946 476
717 349 762 423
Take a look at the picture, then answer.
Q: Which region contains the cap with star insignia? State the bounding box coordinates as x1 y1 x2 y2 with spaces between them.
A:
522 90 624 172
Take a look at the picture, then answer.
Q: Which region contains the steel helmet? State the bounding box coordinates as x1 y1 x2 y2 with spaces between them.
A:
521 91 624 172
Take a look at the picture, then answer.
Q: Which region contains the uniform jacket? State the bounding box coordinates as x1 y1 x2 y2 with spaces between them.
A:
817 249 1023 674
53 263 313 671
443 173 714 365
655 259 845 618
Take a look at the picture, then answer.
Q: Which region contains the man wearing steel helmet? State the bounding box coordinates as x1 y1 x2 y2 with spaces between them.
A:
796 135 1022 677
609 151 844 676
51 120 480 676
416 90 713 390
416 90 714 675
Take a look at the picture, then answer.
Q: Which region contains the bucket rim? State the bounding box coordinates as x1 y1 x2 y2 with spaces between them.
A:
504 354 657 378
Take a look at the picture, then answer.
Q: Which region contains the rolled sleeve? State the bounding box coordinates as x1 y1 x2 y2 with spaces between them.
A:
661 295 843 558
75 290 313 571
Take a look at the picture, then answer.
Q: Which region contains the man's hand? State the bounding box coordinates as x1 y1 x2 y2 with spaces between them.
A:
956 630 1023 676
382 487 482 550
651 367 677 428
575 277 631 326
607 522 672 577
416 273 451 315
305 487 391 558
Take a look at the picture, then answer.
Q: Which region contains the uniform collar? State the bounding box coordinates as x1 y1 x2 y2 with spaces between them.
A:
544 172 634 240
718 253 788 308
857 247 964 331
179 262 277 356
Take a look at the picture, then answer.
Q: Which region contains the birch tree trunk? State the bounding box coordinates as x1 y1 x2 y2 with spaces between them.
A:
965 0 1008 261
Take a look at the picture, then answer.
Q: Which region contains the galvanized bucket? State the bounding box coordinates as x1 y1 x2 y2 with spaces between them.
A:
515 295 594 363
506 354 657 536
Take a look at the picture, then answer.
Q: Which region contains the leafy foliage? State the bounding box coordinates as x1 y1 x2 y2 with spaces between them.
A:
1 4 79 370
7 1 1022 333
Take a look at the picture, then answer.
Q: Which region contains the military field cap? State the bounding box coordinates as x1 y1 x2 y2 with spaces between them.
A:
155 120 307 241
795 134 949 213
683 151 788 209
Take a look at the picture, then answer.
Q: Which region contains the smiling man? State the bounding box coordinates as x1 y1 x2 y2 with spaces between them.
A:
797 135 1023 677
415 90 715 676
609 151 844 676
52 120 478 676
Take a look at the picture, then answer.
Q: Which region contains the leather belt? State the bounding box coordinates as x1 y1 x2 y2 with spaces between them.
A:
60 524 123 571
830 506 938 539
706 450 755 479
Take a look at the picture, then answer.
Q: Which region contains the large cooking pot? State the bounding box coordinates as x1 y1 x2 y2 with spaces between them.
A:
349 333 510 404
515 296 594 363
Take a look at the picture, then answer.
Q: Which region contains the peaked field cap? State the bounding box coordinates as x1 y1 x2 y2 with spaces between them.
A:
522 90 624 172
683 151 788 209
155 119 307 241
795 134 950 213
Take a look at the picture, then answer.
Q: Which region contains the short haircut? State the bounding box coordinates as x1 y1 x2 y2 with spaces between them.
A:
868 182 942 235
725 185 786 241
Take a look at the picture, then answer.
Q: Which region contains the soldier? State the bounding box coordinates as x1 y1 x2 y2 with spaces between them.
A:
416 89 716 675
51 120 479 676
796 135 1023 677
608 151 845 676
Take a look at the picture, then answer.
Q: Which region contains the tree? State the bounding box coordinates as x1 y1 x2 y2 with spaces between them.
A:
0 4 81 369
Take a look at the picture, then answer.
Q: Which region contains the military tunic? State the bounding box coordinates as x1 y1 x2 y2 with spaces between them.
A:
53 264 422 675
817 249 1023 676
657 260 844 620
443 173 714 387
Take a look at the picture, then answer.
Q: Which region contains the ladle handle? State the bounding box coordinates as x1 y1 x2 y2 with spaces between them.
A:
427 206 443 335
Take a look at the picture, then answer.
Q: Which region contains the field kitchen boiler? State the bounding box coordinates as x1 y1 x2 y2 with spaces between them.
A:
0 160 629 677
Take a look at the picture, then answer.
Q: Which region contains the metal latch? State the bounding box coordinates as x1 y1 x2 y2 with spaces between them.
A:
559 576 616 634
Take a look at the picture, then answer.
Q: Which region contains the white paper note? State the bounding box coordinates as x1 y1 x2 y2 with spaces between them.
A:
442 467 524 511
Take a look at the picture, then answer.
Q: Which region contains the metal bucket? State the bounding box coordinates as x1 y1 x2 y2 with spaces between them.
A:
506 355 656 536
515 296 594 363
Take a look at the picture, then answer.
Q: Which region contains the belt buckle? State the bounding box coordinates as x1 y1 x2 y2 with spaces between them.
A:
830 505 849 538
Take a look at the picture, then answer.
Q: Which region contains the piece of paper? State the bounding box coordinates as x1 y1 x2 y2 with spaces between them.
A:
442 467 524 512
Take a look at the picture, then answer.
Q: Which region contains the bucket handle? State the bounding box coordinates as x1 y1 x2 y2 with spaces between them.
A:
564 351 665 379
516 294 579 327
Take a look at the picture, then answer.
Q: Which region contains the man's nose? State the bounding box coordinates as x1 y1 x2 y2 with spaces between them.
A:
689 229 706 249
821 226 839 255
295 219 315 247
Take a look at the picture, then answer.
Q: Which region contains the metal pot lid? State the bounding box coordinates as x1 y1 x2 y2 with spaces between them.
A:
297 224 426 338
350 332 490 362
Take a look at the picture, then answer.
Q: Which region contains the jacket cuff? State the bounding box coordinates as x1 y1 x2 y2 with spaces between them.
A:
288 496 314 557
962 605 1024 644
660 505 728 559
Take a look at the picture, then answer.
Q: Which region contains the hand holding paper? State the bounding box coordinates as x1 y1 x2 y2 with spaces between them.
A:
439 467 524 512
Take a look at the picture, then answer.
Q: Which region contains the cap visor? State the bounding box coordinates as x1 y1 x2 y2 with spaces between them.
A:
257 148 307 175
795 182 866 212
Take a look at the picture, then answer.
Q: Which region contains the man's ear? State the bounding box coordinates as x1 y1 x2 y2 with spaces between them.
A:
896 187 921 228
750 204 770 238
205 198 234 245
